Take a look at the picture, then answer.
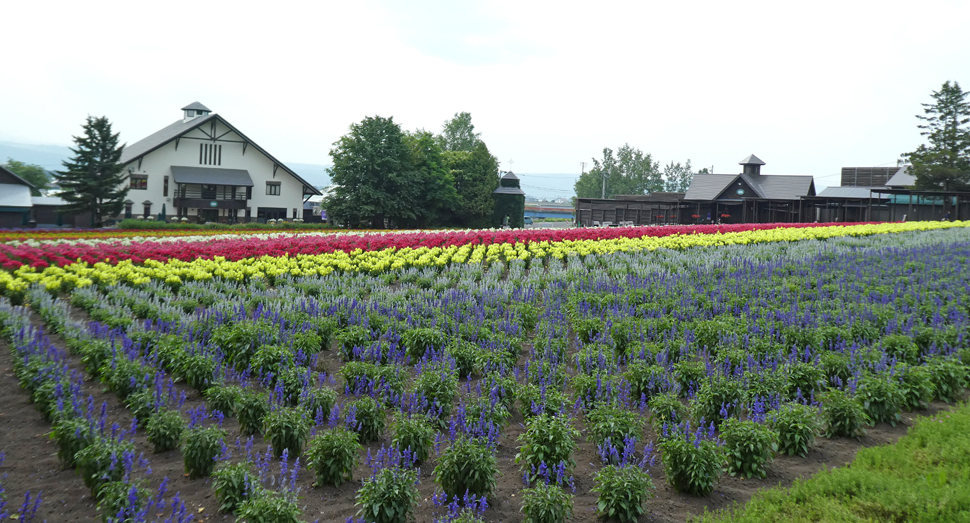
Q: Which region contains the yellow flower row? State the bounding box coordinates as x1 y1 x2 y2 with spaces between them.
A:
1 221 966 300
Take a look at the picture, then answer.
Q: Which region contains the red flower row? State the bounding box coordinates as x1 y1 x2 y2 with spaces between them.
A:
0 223 876 271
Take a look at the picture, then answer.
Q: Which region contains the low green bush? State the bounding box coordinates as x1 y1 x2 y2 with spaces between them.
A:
263 407 310 458
521 482 574 523
237 492 302 523
592 465 654 523
721 418 777 479
307 428 361 487
516 414 579 482
356 467 420 523
348 396 386 443
182 425 227 478
212 461 262 513
435 437 499 499
822 389 868 439
146 409 185 453
390 415 436 465
769 402 820 457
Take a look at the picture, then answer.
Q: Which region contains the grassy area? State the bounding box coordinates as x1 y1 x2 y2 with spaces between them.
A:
116 219 335 230
693 402 970 523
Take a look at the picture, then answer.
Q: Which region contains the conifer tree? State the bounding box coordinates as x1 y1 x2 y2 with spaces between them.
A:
903 81 970 191
55 116 128 227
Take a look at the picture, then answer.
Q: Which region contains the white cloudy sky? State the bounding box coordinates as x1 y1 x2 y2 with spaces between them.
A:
3 0 968 193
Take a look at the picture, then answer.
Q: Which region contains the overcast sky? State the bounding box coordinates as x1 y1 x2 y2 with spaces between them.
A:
3 0 968 193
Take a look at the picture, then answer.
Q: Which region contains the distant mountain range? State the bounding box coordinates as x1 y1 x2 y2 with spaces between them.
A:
0 141 577 197
0 141 333 188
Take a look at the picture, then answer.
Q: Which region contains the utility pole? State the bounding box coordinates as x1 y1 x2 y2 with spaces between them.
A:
602 169 607 199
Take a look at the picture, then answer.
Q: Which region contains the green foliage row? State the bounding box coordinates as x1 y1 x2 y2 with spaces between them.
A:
693 402 970 523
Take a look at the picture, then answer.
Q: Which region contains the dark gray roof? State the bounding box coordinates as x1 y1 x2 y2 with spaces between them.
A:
171 166 254 187
684 173 815 201
181 102 211 112
746 174 815 199
683 174 736 200
493 186 526 195
739 154 765 165
816 186 881 199
501 171 519 180
885 166 915 187
120 114 218 164
119 114 321 196
0 165 37 189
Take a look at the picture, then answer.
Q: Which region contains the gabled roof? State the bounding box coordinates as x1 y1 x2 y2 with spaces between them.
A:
494 186 526 195
684 173 815 201
181 101 211 112
748 174 815 199
501 171 519 180
816 186 884 199
0 165 37 189
885 166 915 188
739 154 765 165
683 174 736 200
120 114 321 195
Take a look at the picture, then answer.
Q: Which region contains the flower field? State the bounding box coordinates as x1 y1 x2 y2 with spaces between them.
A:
1 222 969 522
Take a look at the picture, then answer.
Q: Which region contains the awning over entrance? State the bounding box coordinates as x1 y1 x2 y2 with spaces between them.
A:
171 166 254 187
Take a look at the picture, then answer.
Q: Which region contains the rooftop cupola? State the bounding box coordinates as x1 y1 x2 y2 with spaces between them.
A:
181 102 212 122
739 154 765 176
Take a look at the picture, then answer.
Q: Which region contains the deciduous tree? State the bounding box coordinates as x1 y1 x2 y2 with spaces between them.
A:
437 111 482 152
3 158 49 196
663 160 695 193
574 145 661 198
54 116 127 227
443 141 500 228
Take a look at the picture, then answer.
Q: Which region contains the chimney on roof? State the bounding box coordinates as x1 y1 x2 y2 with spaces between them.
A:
181 102 212 122
739 154 765 176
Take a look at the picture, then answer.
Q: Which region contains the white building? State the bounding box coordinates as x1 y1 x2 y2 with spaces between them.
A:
119 102 320 223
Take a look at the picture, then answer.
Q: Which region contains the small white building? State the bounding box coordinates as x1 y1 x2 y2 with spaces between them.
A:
119 102 320 223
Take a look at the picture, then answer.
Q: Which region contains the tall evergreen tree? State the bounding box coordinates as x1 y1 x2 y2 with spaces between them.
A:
54 116 127 227
902 81 970 191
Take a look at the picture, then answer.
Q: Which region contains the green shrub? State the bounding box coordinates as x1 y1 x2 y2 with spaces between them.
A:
673 360 705 396
648 391 686 429
721 418 777 479
204 385 243 416
927 357 967 403
659 428 722 496
401 327 447 362
348 396 386 443
521 482 574 523
881 334 920 364
819 352 852 386
390 415 436 465
263 407 310 458
291 331 324 354
591 465 654 523
75 438 136 495
769 402 820 457
300 387 338 419
898 364 936 410
146 409 185 453
822 389 868 439
249 345 293 378
857 373 904 426
103 358 155 400
692 376 746 426
182 425 227 478
50 417 95 467
517 384 568 418
97 480 151 523
237 492 302 523
307 428 361 487
212 461 262 513
356 467 420 523
336 325 372 361
786 362 825 400
413 368 458 419
586 403 643 463
625 362 668 401
435 437 499 499
515 414 579 482
179 354 217 392
236 390 269 436
571 372 618 410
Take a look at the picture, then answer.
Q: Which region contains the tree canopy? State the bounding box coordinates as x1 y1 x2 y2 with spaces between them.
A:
443 141 500 228
437 112 482 152
3 158 49 196
663 160 695 193
54 116 127 227
902 81 970 191
574 145 662 198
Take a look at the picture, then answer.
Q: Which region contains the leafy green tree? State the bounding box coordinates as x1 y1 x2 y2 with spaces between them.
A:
663 160 695 193
902 81 970 191
437 112 482 152
400 130 458 227
3 158 49 196
443 141 500 228
326 116 413 228
574 145 661 198
54 116 128 227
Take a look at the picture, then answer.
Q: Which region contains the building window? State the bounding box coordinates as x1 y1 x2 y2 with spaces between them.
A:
199 143 222 166
143 203 151 217
124 202 132 218
163 175 169 197
130 175 148 190
266 182 281 196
